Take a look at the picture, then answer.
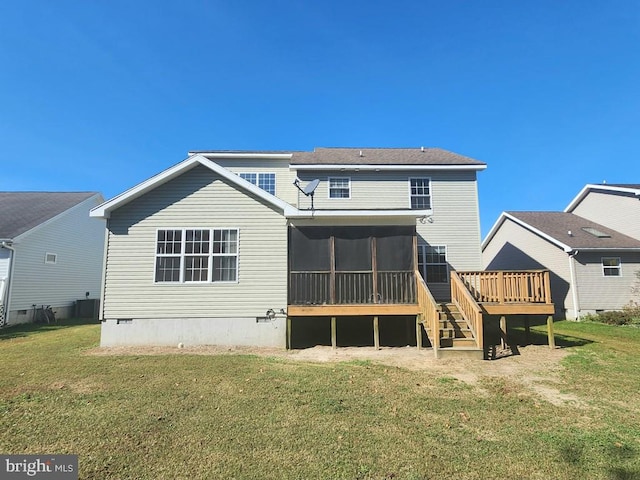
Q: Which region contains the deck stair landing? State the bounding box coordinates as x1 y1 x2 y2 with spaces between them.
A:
423 303 484 359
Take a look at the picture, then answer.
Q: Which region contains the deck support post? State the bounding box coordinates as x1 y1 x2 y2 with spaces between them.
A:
286 317 292 350
416 316 422 351
331 316 337 350
547 315 555 349
373 316 380 350
499 315 507 350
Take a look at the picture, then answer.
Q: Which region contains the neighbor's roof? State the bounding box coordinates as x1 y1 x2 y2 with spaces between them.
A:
290 147 486 167
488 211 640 251
565 183 640 212
0 192 99 239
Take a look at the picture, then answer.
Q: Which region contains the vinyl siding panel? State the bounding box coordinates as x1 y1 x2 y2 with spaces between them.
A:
482 218 572 317
0 249 9 279
103 165 288 318
213 158 297 205
9 195 105 311
573 252 640 311
571 191 640 240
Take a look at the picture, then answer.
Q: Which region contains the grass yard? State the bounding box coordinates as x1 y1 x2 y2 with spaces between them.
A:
0 320 639 479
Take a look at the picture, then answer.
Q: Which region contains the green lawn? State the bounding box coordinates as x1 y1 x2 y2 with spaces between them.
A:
0 320 639 479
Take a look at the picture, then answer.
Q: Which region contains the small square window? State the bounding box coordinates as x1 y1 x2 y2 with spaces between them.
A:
328 177 351 199
45 253 57 264
602 257 621 277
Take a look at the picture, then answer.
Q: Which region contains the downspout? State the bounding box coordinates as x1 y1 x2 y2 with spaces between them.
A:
567 249 580 320
1 241 16 327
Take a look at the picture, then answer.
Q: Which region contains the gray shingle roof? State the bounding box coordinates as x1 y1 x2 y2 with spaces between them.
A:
0 192 98 239
507 211 640 249
290 147 485 166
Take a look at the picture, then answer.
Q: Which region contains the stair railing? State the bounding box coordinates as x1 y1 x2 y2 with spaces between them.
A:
415 270 440 357
450 271 484 350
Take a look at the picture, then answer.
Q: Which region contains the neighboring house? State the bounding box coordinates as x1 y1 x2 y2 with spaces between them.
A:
0 192 105 325
91 147 492 349
482 184 640 319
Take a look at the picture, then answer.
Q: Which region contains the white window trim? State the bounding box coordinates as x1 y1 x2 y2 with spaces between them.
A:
44 252 57 265
239 172 277 196
327 176 351 199
409 177 432 210
418 244 448 284
601 256 622 277
154 228 240 284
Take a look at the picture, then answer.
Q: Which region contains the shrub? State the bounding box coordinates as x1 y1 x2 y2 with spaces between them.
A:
582 302 640 326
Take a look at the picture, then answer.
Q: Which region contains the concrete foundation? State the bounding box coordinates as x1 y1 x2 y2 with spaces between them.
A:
100 316 287 348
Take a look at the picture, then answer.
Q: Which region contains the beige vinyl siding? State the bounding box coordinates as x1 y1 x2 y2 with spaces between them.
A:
212 158 297 205
570 191 640 240
103 165 288 319
416 172 482 299
482 218 572 317
295 171 413 210
574 251 640 311
9 195 105 311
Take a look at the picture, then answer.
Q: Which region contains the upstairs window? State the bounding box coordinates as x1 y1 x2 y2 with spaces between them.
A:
328 177 351 199
410 178 431 209
239 173 276 195
155 229 238 283
418 245 448 283
602 257 621 277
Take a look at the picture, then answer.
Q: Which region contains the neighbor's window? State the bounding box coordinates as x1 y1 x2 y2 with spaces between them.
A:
409 178 431 209
155 229 238 283
602 257 621 277
44 252 57 264
240 173 276 195
328 177 351 199
418 245 448 283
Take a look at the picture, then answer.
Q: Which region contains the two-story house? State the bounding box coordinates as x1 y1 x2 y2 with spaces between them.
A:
91 147 555 355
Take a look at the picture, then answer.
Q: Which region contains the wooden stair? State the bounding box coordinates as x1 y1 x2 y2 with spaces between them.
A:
423 303 484 359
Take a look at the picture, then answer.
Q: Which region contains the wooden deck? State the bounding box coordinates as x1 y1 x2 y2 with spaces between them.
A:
287 269 556 357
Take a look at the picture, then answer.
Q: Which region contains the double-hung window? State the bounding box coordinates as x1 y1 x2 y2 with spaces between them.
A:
602 257 621 277
328 177 351 199
409 178 431 209
418 245 448 283
239 173 276 195
155 228 238 283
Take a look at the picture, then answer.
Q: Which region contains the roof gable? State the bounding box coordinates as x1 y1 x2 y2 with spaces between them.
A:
90 155 292 219
0 192 100 239
565 183 640 212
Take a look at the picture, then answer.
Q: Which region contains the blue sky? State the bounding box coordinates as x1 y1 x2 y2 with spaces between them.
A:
1 1 638 237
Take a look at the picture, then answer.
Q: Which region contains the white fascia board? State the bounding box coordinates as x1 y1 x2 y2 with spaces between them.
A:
290 164 487 171
481 213 508 251
188 152 293 159
90 155 291 219
285 209 432 219
483 212 573 253
565 184 640 212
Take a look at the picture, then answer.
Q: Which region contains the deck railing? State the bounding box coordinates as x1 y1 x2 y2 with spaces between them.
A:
450 271 484 350
289 271 416 305
456 270 552 304
415 270 439 356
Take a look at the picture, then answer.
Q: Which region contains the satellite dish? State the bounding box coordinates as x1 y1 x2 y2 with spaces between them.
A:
293 178 321 210
303 179 320 195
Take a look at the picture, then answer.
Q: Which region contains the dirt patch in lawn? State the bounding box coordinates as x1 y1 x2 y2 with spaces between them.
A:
89 343 581 407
